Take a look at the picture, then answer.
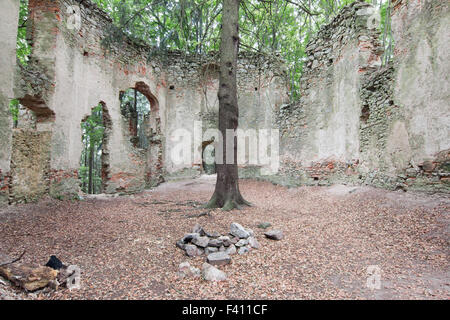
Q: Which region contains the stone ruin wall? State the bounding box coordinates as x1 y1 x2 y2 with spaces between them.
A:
274 1 384 186
162 50 289 178
0 0 19 205
387 0 449 191
271 0 449 192
358 0 449 192
0 0 289 203
0 0 448 205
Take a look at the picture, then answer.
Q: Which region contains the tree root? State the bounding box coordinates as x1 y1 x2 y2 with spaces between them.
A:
204 194 219 209
204 192 251 211
222 199 241 211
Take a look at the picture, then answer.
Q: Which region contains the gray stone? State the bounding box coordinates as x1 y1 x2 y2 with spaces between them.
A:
218 236 231 247
202 263 227 281
176 240 186 250
182 233 199 243
238 246 250 255
192 224 206 236
204 247 218 255
230 222 250 239
185 244 200 257
235 239 249 247
206 252 231 266
205 231 221 238
264 230 284 240
248 237 260 249
219 245 226 252
192 236 209 248
208 239 223 248
225 244 237 255
229 236 240 244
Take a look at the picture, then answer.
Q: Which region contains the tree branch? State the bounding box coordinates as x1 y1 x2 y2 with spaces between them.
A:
0 250 26 267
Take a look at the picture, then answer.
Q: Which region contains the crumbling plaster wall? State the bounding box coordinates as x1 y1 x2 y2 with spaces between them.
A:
273 0 449 192
8 0 288 201
387 0 449 191
358 0 449 192
3 0 447 204
13 0 167 199
275 1 383 186
164 51 289 177
0 0 20 204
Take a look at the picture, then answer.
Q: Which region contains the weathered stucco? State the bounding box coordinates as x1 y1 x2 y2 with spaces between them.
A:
10 130 52 202
163 52 288 176
0 0 448 204
275 1 383 186
4 0 289 202
358 0 449 192
273 0 449 192
389 0 450 191
0 0 20 204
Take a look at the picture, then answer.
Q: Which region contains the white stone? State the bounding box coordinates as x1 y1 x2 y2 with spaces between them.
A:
248 237 260 249
206 252 231 266
264 230 284 240
230 222 250 239
225 244 237 255
202 263 227 282
235 239 249 247
238 246 250 255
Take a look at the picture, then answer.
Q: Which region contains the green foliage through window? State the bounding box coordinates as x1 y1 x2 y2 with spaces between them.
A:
91 0 393 102
9 99 19 128
17 0 31 66
120 88 151 149
80 104 106 194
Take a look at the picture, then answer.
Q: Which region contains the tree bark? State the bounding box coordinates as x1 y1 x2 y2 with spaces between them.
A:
206 0 250 211
88 140 94 194
82 136 88 192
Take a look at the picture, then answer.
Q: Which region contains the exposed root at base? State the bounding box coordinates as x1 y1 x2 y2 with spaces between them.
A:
204 193 252 211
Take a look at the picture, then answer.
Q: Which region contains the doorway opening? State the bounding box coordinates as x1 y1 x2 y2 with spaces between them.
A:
202 140 216 175
79 102 111 194
119 87 151 149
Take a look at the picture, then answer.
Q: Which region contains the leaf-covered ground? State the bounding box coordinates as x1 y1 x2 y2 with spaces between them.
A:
0 176 448 299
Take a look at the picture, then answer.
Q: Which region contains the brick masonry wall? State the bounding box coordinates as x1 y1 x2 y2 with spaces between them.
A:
263 0 449 192
270 1 383 187
0 0 20 204
7 0 289 201
3 0 447 204
9 130 52 203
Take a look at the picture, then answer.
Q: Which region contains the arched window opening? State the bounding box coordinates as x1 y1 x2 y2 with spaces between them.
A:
16 0 31 66
79 103 110 194
202 140 216 175
119 88 151 149
9 99 20 129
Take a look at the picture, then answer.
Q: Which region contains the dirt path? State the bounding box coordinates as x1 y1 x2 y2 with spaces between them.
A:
0 177 448 299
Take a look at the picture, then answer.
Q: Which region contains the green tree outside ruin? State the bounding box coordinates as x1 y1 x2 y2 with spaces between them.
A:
92 0 393 101
80 104 105 194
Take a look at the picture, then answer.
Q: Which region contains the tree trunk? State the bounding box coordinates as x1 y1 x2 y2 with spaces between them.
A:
82 136 88 192
206 0 250 211
88 141 94 194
